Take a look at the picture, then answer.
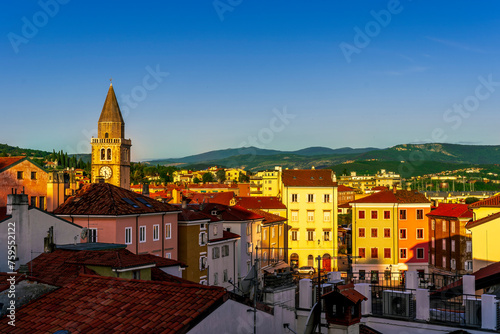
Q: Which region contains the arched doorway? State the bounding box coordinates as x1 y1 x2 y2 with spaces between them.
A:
308 255 314 267
322 253 331 272
290 253 299 269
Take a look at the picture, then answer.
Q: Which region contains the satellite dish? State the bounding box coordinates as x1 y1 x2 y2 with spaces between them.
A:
81 227 88 240
304 302 321 334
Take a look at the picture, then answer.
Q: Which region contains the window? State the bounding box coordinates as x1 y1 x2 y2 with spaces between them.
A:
200 279 207 285
133 270 141 280
223 269 228 282
416 228 424 239
89 228 98 243
399 209 407 220
399 229 407 239
31 196 37 207
371 210 378 219
359 248 366 258
200 223 206 230
272 227 275 238
324 194 330 203
465 260 473 271
153 225 159 241
359 210 365 219
307 230 314 241
323 211 331 222
371 228 378 238
358 228 365 238
384 248 391 259
125 227 132 244
257 225 261 233
442 239 446 250
431 237 435 248
451 221 455 233
307 194 314 202
416 248 424 259
263 229 267 240
359 270 366 280
371 248 378 259
212 247 220 259
466 241 472 252
17 171 23 179
431 219 435 230
291 194 298 202
400 248 407 259
31 171 37 180
165 252 171 258
323 230 330 241
416 209 424 220
307 211 314 222
165 224 171 239
199 256 208 270
431 254 435 265
213 225 218 235
451 240 456 252
246 223 251 235
384 210 391 219
384 228 391 238
442 221 446 232
222 245 229 257
279 226 282 236
107 148 112 160
247 242 253 254
199 232 207 246
442 256 446 267
291 211 298 221
451 259 456 270
139 226 146 243
100 148 105 160
291 230 298 241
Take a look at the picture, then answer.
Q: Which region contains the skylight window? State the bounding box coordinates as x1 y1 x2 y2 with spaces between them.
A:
123 198 139 208
136 197 153 208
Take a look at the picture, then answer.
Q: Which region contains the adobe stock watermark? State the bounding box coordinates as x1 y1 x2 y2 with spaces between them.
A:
65 65 169 154
225 107 296 169
398 74 499 177
213 0 243 21
7 0 70 54
339 0 406 64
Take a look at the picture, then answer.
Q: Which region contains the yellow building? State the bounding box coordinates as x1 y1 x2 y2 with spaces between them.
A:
91 83 131 189
225 168 247 182
250 167 282 197
281 168 338 271
466 194 500 271
339 170 401 193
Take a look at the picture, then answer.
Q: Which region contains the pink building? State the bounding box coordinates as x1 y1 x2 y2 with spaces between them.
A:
54 183 180 259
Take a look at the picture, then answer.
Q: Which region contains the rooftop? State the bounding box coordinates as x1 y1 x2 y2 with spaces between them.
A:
0 156 25 172
247 209 286 224
282 169 336 187
468 193 500 208
350 190 430 204
426 203 473 219
234 196 287 210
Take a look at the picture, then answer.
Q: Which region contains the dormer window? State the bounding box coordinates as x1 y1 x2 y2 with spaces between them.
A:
211 210 218 216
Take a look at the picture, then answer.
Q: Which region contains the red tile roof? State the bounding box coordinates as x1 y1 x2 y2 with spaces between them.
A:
188 183 237 189
0 274 226 334
465 211 500 229
0 156 25 171
198 203 264 221
338 185 355 192
53 183 179 216
427 203 473 219
209 230 241 243
234 196 286 210
137 254 186 268
176 207 220 222
350 190 430 204
189 191 235 205
469 194 500 208
323 283 367 304
247 209 286 224
282 169 336 187
65 248 157 269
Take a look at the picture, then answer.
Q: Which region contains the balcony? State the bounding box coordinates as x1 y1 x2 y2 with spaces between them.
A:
91 138 131 145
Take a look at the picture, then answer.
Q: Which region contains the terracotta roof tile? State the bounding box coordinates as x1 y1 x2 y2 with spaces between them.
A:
197 203 264 221
54 183 179 216
427 203 473 219
189 191 235 205
0 275 226 333
469 193 500 208
350 190 430 204
234 196 286 210
338 185 355 192
0 156 25 171
247 209 286 224
282 169 336 187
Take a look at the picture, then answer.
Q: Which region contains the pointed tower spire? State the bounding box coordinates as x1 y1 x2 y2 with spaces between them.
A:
98 83 124 138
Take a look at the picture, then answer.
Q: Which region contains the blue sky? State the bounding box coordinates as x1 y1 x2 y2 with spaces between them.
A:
1 1 500 160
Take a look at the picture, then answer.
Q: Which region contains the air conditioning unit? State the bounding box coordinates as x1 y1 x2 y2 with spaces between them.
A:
465 298 481 326
383 290 411 317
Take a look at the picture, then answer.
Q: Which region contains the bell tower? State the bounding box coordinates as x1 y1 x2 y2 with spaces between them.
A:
91 82 131 189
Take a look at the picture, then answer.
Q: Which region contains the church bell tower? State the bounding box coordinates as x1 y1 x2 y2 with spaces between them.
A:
91 82 131 189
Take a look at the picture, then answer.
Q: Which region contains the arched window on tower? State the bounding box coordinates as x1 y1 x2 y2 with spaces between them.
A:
105 133 109 139
100 148 105 160
107 148 112 161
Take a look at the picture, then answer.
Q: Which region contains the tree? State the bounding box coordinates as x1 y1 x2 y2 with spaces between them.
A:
202 172 215 183
216 170 226 183
238 173 250 183
465 197 480 204
342 168 348 176
193 177 201 184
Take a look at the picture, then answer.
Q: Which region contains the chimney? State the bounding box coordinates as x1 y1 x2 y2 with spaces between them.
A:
6 193 29 216
142 183 150 197
392 185 397 194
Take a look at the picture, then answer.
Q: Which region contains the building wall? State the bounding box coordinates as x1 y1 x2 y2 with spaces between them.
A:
283 186 338 270
259 222 286 266
87 265 152 280
0 160 48 208
207 239 238 290
469 217 500 271
178 222 209 284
